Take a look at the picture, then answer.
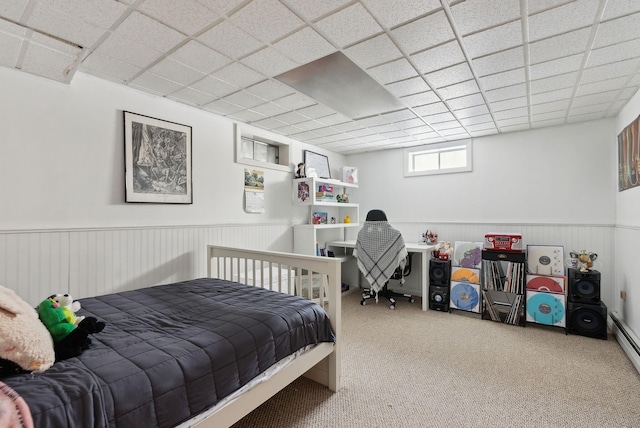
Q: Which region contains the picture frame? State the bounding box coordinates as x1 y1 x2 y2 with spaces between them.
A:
124 111 192 204
304 150 331 179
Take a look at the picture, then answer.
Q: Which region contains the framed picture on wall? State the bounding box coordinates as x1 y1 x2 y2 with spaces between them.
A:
304 150 331 179
124 111 192 203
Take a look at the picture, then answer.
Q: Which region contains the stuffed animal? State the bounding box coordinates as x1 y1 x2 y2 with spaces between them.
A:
37 296 105 361
0 286 55 374
50 293 85 326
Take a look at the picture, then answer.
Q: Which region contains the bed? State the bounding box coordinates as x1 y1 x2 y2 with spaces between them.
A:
1 245 342 428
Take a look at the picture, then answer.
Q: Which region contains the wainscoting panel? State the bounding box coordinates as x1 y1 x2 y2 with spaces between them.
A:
0 224 292 306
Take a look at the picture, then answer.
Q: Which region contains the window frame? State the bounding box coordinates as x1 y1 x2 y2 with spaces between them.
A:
403 139 473 177
235 124 290 172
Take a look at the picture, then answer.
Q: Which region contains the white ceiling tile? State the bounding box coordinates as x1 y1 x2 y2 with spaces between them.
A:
41 0 127 28
571 90 619 107
447 93 486 110
0 25 23 67
485 83 527 102
274 92 316 109
129 72 183 95
567 111 608 122
356 115 392 127
198 21 264 59
115 11 184 52
530 87 573 104
459 114 493 126
531 117 565 127
422 112 456 123
463 20 522 59
438 79 480 99
241 46 298 77
497 123 530 133
532 110 566 122
495 116 529 128
0 0 29 21
202 98 245 115
425 63 474 88
412 40 465 74
211 62 265 87
399 90 440 107
379 130 410 139
223 90 267 109
480 68 526 91
245 79 295 101
333 121 365 132
295 103 336 119
472 46 524 77
530 71 579 94
139 0 221 35
405 126 435 136
370 123 400 133
28 2 106 47
292 120 325 131
344 34 403 69
308 126 342 137
274 27 336 65
576 77 628 97
391 10 454 55
531 99 571 114
431 120 463 131
529 54 582 80
454 104 490 119
363 0 442 29
227 109 268 123
386 76 431 97
280 0 351 21
190 75 238 97
529 27 590 64
151 58 205 85
528 0 576 15
601 0 640 20
367 58 417 84
80 52 141 82
592 12 640 48
489 96 528 111
21 39 79 82
169 41 231 74
382 108 418 122
587 38 640 68
251 101 291 116
569 102 613 116
581 58 640 84
93 33 163 68
494 107 528 120
412 102 449 116
528 0 600 42
168 86 216 106
450 0 521 35
196 0 249 16
395 117 426 128
315 3 382 48
230 0 303 44
274 110 310 125
466 121 498 132
315 113 351 126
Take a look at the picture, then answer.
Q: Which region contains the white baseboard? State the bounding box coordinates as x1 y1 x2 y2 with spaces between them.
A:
610 311 640 375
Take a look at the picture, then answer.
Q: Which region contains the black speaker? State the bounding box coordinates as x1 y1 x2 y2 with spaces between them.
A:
429 285 450 312
429 259 451 287
568 268 601 304
567 301 608 340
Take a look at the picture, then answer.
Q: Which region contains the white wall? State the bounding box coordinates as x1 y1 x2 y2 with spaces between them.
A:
0 67 347 303
615 89 640 337
347 120 617 304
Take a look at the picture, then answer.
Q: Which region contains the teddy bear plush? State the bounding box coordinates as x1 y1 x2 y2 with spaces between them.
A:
37 296 105 361
50 293 85 326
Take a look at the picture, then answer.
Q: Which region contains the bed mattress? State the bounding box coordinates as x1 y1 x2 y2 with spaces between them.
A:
2 278 335 428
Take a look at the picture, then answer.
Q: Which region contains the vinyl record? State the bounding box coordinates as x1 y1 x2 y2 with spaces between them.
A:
526 245 564 276
526 275 564 293
450 282 479 312
453 241 483 268
451 267 480 284
526 291 565 327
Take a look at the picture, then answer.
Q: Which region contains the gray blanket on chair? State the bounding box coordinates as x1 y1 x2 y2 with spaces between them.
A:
355 221 408 293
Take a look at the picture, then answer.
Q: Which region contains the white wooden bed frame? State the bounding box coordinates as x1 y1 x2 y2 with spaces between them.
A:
183 245 342 428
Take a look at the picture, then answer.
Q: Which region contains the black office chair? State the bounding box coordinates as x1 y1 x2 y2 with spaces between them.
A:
356 209 415 310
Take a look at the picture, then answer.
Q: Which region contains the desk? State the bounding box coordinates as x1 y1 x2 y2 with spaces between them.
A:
326 240 436 311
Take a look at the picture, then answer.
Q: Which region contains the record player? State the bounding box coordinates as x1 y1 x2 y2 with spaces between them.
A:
484 233 522 252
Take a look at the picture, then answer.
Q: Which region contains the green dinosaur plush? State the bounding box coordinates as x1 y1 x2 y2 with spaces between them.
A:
37 296 105 361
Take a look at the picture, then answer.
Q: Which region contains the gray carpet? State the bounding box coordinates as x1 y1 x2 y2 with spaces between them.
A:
233 291 640 427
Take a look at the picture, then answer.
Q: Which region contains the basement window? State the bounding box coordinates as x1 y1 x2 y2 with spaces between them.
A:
404 139 472 177
234 124 290 172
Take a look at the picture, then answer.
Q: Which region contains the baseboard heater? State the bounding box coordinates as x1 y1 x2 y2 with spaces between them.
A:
610 311 640 374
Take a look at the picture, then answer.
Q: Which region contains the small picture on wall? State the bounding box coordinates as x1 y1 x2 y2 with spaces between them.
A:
124 111 192 203
618 114 640 192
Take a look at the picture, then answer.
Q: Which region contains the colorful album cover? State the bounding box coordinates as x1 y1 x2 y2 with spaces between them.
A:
451 267 480 284
450 281 480 313
526 274 565 293
527 245 564 276
526 290 566 327
453 241 483 268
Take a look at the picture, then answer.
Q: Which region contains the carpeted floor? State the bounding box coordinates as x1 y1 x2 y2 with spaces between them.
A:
233 291 640 427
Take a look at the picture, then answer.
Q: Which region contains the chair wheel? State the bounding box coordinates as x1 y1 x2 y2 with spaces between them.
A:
361 300 366 306
389 304 395 310
409 298 415 303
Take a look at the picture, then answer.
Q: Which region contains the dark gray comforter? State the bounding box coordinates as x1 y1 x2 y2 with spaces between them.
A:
3 278 335 428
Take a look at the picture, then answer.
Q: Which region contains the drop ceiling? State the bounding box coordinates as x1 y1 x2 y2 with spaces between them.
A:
1 0 639 154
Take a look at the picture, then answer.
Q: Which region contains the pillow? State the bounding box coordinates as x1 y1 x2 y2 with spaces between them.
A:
0 286 55 374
